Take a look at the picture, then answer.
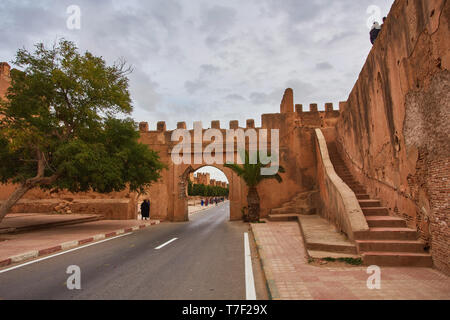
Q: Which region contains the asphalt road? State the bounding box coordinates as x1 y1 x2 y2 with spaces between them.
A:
0 202 267 300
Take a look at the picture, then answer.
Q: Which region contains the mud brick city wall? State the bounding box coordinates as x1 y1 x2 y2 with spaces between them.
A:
137 104 341 222
335 0 449 274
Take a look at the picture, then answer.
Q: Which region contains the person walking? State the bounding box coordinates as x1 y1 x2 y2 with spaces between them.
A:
140 199 150 220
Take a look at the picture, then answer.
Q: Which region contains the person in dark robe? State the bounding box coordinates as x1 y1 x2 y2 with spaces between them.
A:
140 199 150 220
370 22 381 44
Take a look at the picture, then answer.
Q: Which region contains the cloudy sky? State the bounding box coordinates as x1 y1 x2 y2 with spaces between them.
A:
1 0 394 181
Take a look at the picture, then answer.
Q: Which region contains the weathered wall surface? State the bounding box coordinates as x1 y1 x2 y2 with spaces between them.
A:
335 0 449 274
0 189 138 220
0 63 10 100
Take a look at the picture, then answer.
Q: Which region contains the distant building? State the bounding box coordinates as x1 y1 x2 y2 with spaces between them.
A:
191 172 228 188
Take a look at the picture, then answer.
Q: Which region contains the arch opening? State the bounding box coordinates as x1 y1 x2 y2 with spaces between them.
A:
181 165 230 220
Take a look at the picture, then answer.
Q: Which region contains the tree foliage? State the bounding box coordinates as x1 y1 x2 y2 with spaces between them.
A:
0 39 166 221
188 180 229 197
224 150 284 222
224 150 284 188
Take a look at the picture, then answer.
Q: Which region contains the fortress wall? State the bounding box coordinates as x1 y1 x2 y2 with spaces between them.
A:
137 101 341 220
335 0 449 274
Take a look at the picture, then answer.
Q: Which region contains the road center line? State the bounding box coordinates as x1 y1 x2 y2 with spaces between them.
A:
244 232 257 300
155 238 178 250
0 233 132 274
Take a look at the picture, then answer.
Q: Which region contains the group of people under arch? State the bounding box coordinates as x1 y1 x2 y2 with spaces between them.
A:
200 197 226 207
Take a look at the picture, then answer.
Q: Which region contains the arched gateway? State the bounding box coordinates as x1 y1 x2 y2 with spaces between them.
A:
137 120 263 222
136 95 341 222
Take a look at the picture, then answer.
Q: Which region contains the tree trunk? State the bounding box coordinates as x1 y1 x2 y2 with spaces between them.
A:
0 183 33 224
247 186 260 222
0 149 60 224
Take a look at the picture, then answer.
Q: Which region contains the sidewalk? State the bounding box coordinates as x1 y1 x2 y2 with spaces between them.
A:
251 221 450 300
0 219 159 268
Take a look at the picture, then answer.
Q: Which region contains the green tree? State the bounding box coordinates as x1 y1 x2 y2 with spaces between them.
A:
188 180 193 196
224 151 284 222
188 183 228 197
0 40 166 222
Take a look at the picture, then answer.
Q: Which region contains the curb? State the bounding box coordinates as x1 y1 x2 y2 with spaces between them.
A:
0 220 160 268
249 223 280 300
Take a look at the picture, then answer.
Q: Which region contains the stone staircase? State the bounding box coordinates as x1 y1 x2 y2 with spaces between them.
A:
268 191 359 259
268 191 317 221
327 143 432 267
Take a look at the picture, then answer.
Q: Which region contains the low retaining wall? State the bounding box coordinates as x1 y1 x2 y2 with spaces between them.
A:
314 128 369 241
0 198 137 220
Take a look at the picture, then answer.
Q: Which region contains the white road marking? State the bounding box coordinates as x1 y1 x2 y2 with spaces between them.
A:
155 238 178 250
0 233 132 274
244 232 257 300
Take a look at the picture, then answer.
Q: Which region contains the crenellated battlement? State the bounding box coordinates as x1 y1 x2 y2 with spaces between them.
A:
294 102 344 114
140 88 345 134
138 119 273 133
0 62 11 77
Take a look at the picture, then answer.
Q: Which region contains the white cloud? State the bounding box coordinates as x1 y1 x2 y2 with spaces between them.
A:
1 0 395 129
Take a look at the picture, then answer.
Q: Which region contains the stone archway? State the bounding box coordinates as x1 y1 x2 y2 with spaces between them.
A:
175 164 242 222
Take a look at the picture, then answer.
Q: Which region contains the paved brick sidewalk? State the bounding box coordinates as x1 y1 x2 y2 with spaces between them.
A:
0 219 159 268
251 221 450 300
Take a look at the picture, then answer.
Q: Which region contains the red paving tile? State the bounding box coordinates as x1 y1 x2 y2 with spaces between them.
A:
252 221 450 300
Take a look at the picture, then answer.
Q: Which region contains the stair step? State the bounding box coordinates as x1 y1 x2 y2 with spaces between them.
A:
338 174 353 179
306 242 358 255
365 216 407 228
348 184 364 190
336 170 351 174
281 201 308 208
363 207 389 216
268 214 298 222
271 207 315 215
358 199 382 207
356 240 426 253
356 194 370 200
362 252 433 267
363 228 418 240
